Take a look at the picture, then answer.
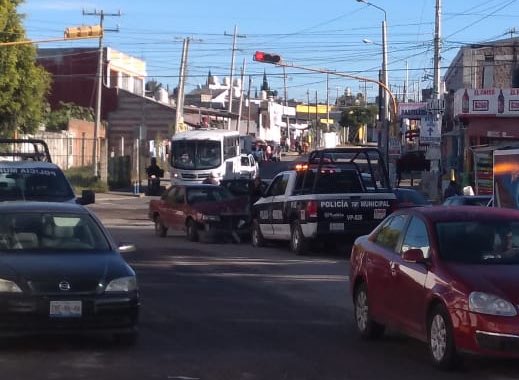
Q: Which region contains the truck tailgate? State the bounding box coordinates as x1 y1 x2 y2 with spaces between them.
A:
316 193 396 234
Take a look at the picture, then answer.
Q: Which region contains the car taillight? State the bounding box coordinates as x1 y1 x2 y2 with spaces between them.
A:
306 200 318 218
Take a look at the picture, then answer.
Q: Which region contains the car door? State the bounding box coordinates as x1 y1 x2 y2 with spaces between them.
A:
366 213 409 325
161 186 178 229
391 216 430 338
172 187 187 231
270 173 291 239
254 176 282 238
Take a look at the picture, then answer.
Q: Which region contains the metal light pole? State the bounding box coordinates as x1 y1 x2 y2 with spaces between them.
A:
357 0 389 171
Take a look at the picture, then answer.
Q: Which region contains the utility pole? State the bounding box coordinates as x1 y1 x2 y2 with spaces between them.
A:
404 60 408 103
433 0 441 100
82 9 120 178
175 38 190 135
283 66 290 141
307 90 311 149
246 75 252 135
326 73 330 132
224 25 246 129
236 59 246 131
315 90 319 148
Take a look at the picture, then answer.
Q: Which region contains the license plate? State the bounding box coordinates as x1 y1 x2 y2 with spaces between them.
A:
49 300 82 318
330 222 344 231
374 208 387 220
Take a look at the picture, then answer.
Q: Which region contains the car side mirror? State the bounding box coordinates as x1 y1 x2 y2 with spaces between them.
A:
118 242 136 253
77 189 95 205
402 248 426 263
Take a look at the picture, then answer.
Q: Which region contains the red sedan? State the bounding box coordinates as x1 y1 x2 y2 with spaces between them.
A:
350 206 519 369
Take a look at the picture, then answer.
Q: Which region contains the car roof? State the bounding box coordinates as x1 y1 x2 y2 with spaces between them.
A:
0 161 60 169
0 201 88 214
403 205 519 223
448 195 491 199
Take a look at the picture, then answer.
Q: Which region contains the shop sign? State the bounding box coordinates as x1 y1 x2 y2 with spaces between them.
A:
454 88 519 116
398 102 428 120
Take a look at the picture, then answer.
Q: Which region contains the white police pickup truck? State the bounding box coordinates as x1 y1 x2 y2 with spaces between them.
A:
0 139 94 205
251 147 396 254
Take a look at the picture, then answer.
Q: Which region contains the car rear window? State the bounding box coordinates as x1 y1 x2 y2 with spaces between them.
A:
294 169 364 194
0 168 74 201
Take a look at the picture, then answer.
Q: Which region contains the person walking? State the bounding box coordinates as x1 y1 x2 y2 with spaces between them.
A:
444 179 461 200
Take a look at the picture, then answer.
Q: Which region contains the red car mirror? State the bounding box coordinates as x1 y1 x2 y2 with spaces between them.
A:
402 248 426 263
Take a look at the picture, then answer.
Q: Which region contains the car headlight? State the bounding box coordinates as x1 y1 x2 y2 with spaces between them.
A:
0 278 22 293
469 292 517 317
201 214 220 222
105 276 137 292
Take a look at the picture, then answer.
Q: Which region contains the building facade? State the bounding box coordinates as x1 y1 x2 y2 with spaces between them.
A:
442 38 519 192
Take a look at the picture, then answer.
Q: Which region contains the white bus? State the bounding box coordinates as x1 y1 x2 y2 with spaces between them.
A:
169 129 241 184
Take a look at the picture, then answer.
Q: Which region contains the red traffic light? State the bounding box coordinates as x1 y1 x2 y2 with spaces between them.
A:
253 51 282 64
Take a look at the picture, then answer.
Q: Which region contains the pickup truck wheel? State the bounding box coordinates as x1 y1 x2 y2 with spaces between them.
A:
251 219 265 247
186 219 199 242
154 216 167 237
290 222 308 255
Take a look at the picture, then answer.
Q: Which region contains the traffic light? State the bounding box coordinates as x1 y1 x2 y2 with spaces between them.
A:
253 51 282 64
64 25 103 39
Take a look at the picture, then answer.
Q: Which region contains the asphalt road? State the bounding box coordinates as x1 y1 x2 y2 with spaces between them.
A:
1 193 518 380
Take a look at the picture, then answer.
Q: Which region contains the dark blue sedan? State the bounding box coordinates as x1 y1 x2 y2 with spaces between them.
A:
0 202 139 342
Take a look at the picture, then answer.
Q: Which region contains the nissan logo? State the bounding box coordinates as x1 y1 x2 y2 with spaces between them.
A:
58 281 71 291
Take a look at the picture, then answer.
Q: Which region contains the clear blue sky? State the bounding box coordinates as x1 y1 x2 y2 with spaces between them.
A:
20 0 519 103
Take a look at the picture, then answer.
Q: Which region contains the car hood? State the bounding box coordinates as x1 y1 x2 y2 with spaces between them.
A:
0 252 130 293
445 263 519 304
193 198 248 215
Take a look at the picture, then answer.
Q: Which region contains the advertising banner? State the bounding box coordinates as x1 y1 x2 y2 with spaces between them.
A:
494 149 519 208
454 88 519 116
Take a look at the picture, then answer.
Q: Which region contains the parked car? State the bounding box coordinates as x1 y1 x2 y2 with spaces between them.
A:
0 201 139 342
350 206 519 369
443 195 492 206
393 188 431 209
149 184 250 242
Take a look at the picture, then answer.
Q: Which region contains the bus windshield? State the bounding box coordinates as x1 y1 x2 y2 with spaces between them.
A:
171 140 222 170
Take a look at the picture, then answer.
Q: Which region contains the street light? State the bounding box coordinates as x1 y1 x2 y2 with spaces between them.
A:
356 0 390 171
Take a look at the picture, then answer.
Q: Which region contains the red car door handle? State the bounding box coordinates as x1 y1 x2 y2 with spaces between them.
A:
390 261 398 277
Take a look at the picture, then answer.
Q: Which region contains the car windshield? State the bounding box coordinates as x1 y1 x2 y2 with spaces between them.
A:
0 168 75 201
171 140 222 170
436 220 519 264
187 187 233 204
0 212 110 252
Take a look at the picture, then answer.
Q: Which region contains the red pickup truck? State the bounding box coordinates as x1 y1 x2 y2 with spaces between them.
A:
148 184 250 242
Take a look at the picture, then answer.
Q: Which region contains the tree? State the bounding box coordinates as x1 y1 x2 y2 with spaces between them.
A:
0 0 51 137
339 106 377 143
145 79 163 98
44 101 94 132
